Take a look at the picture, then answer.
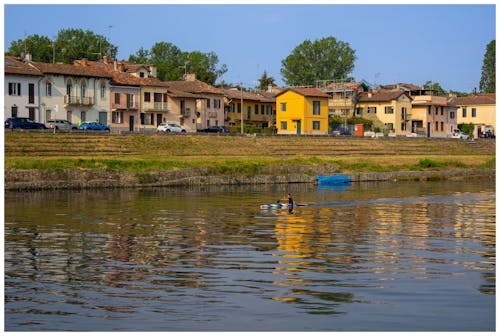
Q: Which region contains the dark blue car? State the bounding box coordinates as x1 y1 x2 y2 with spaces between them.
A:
78 122 110 131
5 117 47 129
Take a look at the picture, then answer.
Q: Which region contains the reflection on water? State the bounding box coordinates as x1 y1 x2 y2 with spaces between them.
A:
4 180 495 331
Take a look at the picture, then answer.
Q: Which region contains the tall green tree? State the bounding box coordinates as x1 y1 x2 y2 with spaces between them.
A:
128 42 227 84
6 28 117 63
280 36 356 86
257 71 276 91
480 39 495 93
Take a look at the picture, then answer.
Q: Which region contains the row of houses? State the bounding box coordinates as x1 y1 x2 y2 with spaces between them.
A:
4 53 496 137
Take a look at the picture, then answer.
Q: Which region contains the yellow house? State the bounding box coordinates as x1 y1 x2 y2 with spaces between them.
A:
451 94 496 136
276 88 329 135
356 89 413 135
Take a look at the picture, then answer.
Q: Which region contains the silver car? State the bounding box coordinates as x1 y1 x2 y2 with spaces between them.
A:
157 123 186 133
47 119 78 130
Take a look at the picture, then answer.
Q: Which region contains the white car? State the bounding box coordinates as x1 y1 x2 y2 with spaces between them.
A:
157 123 186 133
451 129 469 140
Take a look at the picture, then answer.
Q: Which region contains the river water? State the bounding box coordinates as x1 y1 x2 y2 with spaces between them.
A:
4 180 495 331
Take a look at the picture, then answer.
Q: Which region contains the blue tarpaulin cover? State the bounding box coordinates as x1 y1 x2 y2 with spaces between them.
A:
316 174 353 185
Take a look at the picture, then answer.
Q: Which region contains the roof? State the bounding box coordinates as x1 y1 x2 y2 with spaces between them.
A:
223 88 275 103
29 60 112 78
164 80 224 95
358 89 412 102
324 81 369 92
381 83 421 91
5 56 43 76
277 87 330 98
450 94 496 106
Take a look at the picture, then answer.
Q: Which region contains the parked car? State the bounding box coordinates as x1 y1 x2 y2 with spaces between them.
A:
451 129 469 140
331 127 351 136
157 123 186 133
480 130 495 139
78 122 110 131
47 119 78 130
199 126 229 133
5 117 47 129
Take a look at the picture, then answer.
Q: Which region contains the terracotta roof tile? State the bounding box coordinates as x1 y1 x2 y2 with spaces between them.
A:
277 87 329 98
164 80 224 95
358 89 411 102
450 94 496 105
29 60 112 78
5 56 43 76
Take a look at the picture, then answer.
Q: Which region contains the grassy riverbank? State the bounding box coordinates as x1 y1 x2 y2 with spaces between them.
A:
5 132 495 174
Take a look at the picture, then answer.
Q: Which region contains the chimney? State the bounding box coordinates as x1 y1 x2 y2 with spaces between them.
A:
118 62 125 72
24 52 32 62
368 88 373 98
102 54 109 64
185 73 196 81
267 84 273 92
114 60 118 71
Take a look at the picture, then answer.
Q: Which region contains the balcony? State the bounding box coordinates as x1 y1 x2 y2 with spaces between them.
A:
64 95 94 106
145 102 170 112
179 107 191 118
112 101 139 110
328 98 352 108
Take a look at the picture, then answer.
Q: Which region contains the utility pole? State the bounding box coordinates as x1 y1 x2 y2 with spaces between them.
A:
240 83 244 135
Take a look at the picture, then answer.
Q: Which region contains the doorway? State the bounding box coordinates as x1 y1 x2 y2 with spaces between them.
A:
129 115 134 132
296 120 302 135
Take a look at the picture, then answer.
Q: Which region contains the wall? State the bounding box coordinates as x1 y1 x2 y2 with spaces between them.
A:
5 74 41 121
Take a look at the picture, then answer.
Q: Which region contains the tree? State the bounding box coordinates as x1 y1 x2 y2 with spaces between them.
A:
6 28 117 63
280 36 356 86
257 71 276 91
6 34 54 62
480 40 495 93
423 81 447 96
128 42 227 84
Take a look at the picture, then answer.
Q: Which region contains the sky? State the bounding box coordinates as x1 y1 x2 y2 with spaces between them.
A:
3 2 496 92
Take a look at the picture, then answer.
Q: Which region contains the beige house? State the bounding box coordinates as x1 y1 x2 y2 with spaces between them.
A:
356 89 413 135
451 94 496 137
411 95 457 137
165 74 225 130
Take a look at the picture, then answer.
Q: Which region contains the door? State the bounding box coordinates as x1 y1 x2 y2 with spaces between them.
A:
28 107 35 120
157 114 163 126
99 111 107 125
28 83 35 104
129 115 134 132
427 122 431 138
296 120 302 135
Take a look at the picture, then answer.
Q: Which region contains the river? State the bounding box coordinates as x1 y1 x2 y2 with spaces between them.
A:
4 180 495 331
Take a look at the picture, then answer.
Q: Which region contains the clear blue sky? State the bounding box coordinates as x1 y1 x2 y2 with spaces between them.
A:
4 3 496 92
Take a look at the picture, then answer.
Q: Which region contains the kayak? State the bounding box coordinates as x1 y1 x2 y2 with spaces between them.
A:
259 203 309 209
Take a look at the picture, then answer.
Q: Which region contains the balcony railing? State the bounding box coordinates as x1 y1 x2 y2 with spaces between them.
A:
145 102 170 112
112 102 139 110
65 95 94 106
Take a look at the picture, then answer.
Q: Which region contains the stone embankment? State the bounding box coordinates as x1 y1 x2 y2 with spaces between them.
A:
5 166 495 191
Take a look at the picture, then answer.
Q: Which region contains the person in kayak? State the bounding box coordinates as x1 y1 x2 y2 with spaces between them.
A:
278 193 294 213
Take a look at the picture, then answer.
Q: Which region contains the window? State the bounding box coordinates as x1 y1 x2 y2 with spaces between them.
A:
428 106 431 115
100 82 106 98
435 106 438 115
247 106 251 120
312 120 321 130
230 103 235 112
45 109 52 121
114 93 121 104
112 111 123 124
384 106 394 114
237 103 241 113
450 111 455 119
126 94 134 108
207 99 211 108
441 107 444 115
435 121 439 131
280 102 286 111
11 105 18 118
81 111 86 122
144 92 151 102
28 83 35 104
385 123 394 130
261 105 265 115
8 83 21 96
267 106 272 115
462 108 467 118
401 107 407 120
139 72 145 78
255 104 259 115
356 107 363 115
281 121 287 130
46 82 52 96
401 122 406 131
367 107 377 114
472 108 476 117
81 81 86 98
214 99 221 109
441 122 444 131
313 101 320 115
154 93 162 103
